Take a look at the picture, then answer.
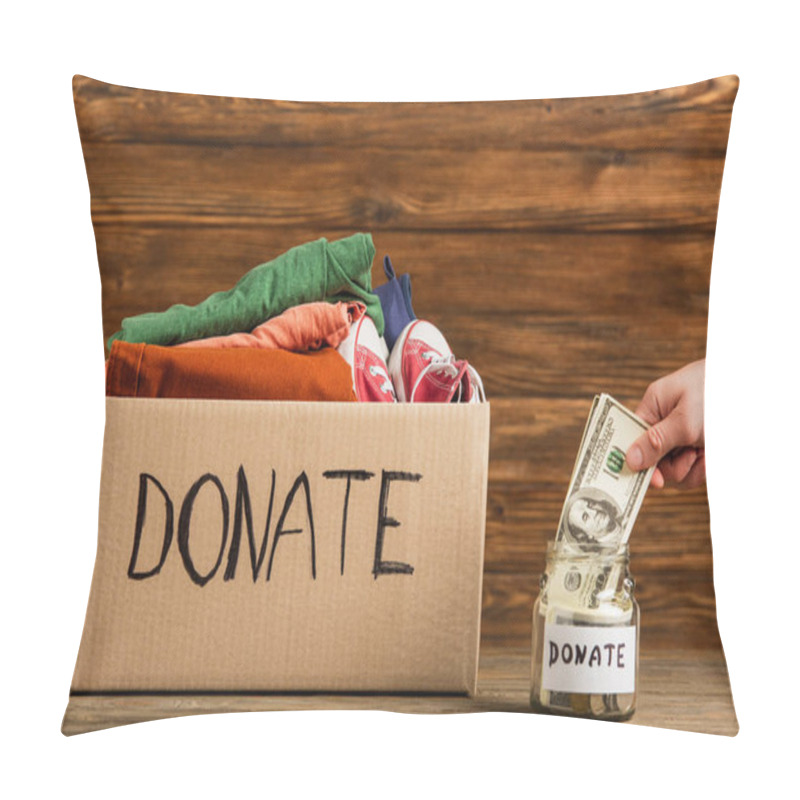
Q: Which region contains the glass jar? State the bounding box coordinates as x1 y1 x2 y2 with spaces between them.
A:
530 542 639 721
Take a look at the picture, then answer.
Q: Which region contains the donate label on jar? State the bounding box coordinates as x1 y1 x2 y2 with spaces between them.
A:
542 621 636 694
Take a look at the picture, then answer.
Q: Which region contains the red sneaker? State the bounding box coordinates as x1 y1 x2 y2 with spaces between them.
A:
461 361 486 404
388 320 485 403
337 315 397 402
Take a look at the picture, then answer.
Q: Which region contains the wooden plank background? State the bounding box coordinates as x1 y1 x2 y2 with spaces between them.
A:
72 74 738 717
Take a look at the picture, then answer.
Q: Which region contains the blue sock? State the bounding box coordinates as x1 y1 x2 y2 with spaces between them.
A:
373 255 416 351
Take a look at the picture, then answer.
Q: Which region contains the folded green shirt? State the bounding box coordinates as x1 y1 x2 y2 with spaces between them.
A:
107 232 383 349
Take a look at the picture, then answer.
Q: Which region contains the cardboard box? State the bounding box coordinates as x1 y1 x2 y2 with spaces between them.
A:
71 398 490 694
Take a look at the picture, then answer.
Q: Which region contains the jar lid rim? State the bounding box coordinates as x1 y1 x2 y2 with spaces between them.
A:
545 541 630 555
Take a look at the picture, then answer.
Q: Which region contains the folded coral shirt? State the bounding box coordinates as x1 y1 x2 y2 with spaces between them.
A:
107 233 384 349
176 301 365 352
106 341 357 401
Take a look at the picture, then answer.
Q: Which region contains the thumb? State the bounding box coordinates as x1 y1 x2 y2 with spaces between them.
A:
626 414 683 471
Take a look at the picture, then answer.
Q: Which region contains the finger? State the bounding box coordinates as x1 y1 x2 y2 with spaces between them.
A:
626 413 685 472
626 431 650 471
629 381 666 470
634 383 662 427
650 467 665 489
658 448 699 485
678 453 706 490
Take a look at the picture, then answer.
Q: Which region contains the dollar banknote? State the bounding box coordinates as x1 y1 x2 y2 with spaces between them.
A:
547 394 655 612
557 394 654 550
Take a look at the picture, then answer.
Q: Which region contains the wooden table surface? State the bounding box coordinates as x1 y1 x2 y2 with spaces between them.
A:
62 647 737 736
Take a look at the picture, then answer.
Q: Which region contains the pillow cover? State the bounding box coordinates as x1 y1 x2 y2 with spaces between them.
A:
64 75 738 735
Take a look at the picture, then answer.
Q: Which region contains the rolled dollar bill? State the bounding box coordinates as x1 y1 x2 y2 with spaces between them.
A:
549 395 655 612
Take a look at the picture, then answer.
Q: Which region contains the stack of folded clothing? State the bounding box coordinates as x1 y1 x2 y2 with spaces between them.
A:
105 233 485 404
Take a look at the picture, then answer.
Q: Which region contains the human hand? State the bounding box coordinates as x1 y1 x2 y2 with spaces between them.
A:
625 359 706 489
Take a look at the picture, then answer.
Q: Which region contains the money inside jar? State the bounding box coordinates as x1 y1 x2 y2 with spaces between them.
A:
530 394 654 720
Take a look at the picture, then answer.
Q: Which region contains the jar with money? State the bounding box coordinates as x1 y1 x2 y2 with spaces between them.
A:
530 542 639 721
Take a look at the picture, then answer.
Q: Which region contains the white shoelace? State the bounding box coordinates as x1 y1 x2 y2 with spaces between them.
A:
369 364 395 397
411 354 462 402
465 363 486 403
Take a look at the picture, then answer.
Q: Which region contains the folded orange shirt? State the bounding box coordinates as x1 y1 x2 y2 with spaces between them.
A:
176 301 365 352
106 340 357 401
